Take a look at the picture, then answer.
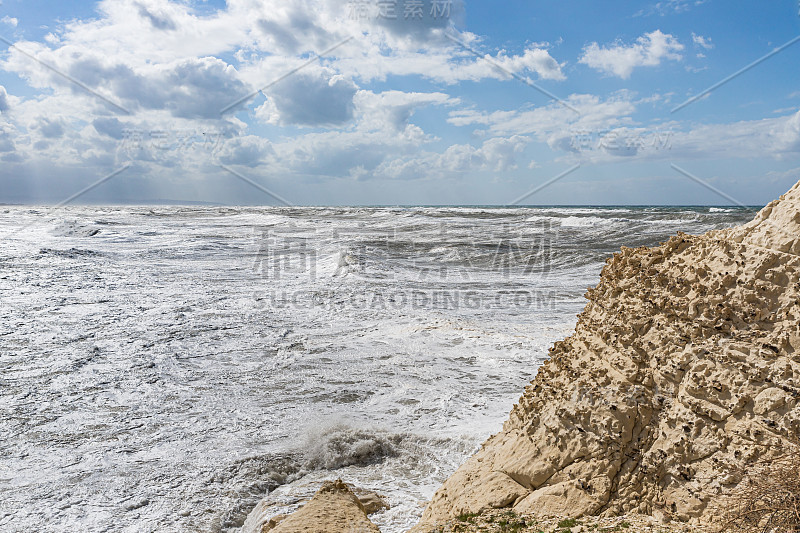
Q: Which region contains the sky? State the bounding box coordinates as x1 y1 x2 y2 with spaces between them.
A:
0 0 798 205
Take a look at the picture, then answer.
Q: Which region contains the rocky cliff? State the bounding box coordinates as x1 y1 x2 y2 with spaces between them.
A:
412 181 800 530
263 480 381 533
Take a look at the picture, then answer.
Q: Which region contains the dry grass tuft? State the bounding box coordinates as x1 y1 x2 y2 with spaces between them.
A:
715 439 800 533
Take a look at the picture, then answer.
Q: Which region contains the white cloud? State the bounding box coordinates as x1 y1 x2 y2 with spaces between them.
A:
374 135 531 180
253 89 458 178
691 33 713 50
287 40 565 86
0 86 9 113
255 69 358 127
448 88 800 165
567 111 800 163
217 135 274 167
483 47 566 81
623 111 800 161
1 16 19 27
0 0 573 199
92 117 127 139
134 1 178 31
354 90 457 132
267 128 426 179
579 30 684 79
3 38 250 119
448 93 638 142
634 0 709 17
0 123 16 153
0 0 564 131
33 117 67 139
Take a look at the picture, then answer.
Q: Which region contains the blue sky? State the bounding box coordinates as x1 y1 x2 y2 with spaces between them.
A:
0 0 798 205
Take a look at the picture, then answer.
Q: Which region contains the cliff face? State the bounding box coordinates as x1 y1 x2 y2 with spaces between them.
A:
414 181 800 530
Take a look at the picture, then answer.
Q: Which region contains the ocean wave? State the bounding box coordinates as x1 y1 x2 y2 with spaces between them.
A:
38 247 102 258
559 216 614 227
209 425 407 531
301 424 401 470
49 220 102 237
238 424 478 533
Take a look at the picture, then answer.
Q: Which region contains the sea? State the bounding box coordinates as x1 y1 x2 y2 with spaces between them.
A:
0 205 755 533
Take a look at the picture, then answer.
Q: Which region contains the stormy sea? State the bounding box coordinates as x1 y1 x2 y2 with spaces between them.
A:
0 205 754 532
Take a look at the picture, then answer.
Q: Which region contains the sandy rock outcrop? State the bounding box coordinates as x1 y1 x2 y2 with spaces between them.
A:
413 181 800 531
265 479 380 533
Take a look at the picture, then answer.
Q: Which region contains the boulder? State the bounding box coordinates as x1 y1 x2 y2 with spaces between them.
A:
266 480 380 533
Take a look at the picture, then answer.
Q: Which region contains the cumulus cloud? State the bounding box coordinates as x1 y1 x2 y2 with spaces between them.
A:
684 110 800 158
0 0 556 198
574 111 799 163
443 95 800 163
252 2 343 55
354 90 456 132
249 90 454 178
1 16 19 27
3 39 250 118
34 117 66 139
255 70 358 127
0 125 16 153
482 47 566 81
92 117 127 139
368 0 464 41
110 57 250 118
217 135 274 167
691 33 713 50
239 89 456 178
135 1 177 31
0 0 563 131
331 42 566 85
0 86 9 113
448 93 639 143
579 30 684 79
561 111 800 164
375 135 530 180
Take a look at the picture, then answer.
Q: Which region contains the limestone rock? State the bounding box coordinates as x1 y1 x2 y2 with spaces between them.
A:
352 489 390 514
412 180 800 531
261 514 287 531
267 480 380 533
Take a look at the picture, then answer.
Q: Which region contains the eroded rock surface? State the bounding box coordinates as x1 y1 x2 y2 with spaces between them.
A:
265 479 380 533
413 181 800 530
